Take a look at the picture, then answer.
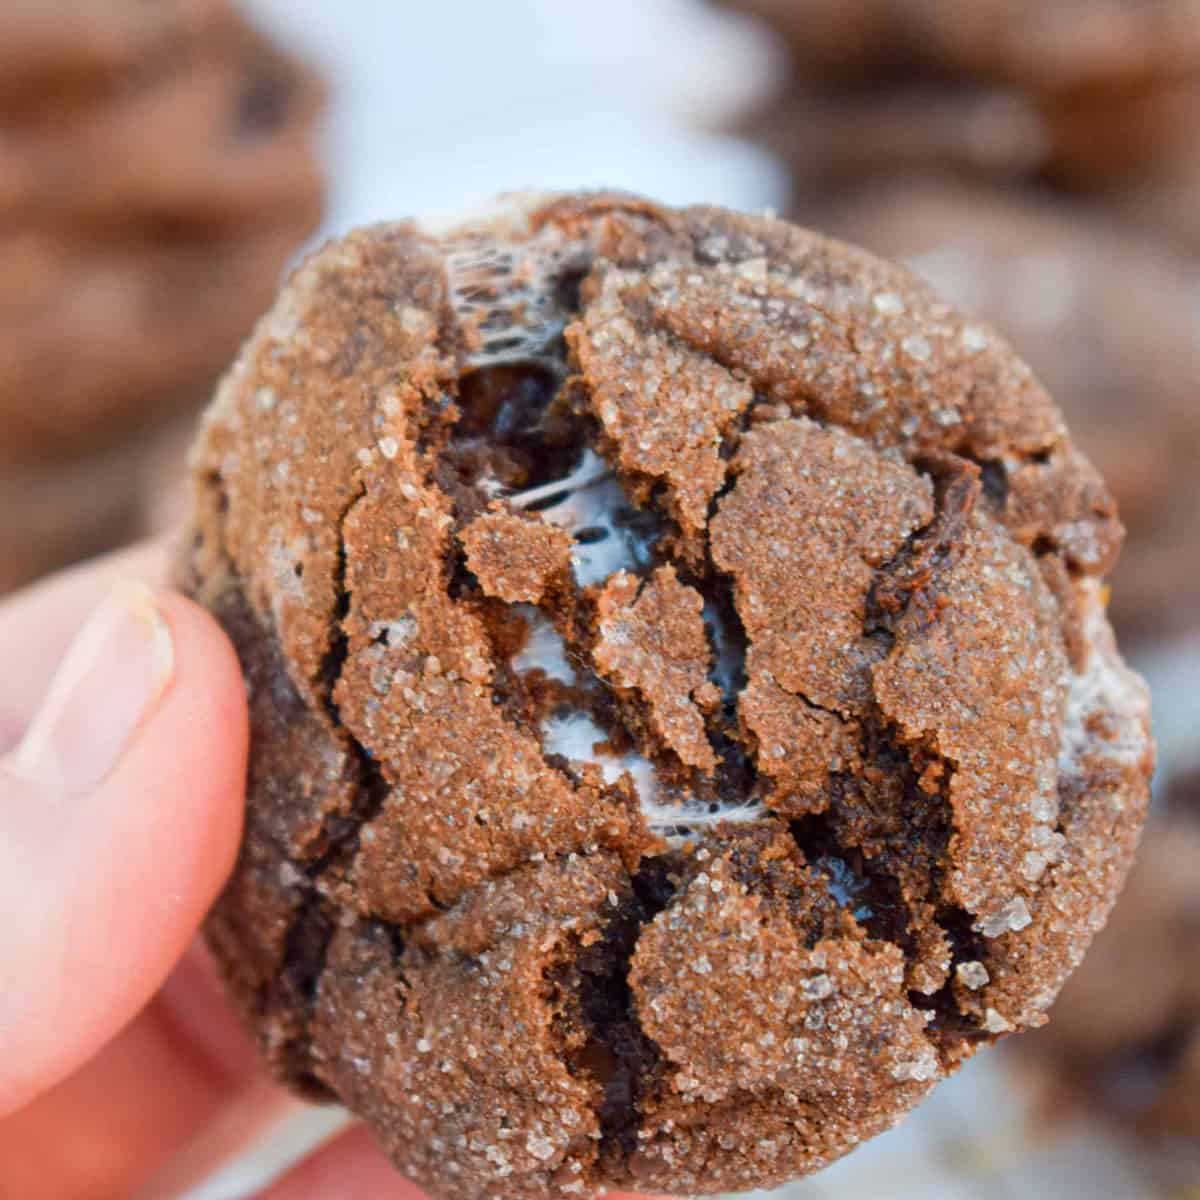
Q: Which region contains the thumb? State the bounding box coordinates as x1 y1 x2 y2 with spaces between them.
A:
0 584 247 1116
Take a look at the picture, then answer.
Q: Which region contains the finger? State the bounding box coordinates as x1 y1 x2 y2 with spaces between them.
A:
0 945 283 1200
154 941 262 1085
253 1126 660 1200
0 539 170 751
134 1083 300 1200
0 584 247 1113
251 1127 432 1200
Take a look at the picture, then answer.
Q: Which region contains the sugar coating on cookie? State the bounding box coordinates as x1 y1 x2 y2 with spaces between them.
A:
820 180 1200 645
180 192 1153 1200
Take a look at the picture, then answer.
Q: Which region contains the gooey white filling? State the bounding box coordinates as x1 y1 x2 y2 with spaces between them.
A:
438 212 767 835
505 463 764 834
509 450 657 587
510 607 575 684
542 707 763 835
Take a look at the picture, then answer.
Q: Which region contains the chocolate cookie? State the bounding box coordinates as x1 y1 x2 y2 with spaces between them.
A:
896 0 1200 92
0 0 225 108
0 222 314 466
1106 153 1200 251
815 179 1200 644
733 0 1200 91
733 0 1200 190
0 441 149 596
0 0 324 593
180 193 1152 1199
1036 73 1200 190
0 16 325 232
743 84 1051 203
720 0 916 80
748 76 1200 199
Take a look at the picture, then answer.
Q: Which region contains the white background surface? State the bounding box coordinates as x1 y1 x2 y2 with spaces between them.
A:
247 0 787 235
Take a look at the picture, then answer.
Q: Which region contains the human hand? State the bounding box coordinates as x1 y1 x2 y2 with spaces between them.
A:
0 545 651 1199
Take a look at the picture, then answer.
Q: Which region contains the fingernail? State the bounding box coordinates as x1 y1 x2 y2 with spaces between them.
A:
12 583 174 795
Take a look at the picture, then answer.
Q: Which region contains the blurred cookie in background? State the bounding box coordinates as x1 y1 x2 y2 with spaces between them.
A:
0 0 324 593
0 9 324 231
718 0 916 80
0 0 226 106
744 84 1050 200
0 223 313 467
0 442 147 595
1017 769 1200 1139
1035 71 1200 191
748 74 1200 205
810 179 1200 647
136 414 199 541
1105 150 1200 254
733 0 1200 195
911 0 1200 93
729 0 1200 87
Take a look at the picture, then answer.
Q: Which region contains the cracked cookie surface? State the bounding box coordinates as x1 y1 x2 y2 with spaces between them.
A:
179 192 1153 1199
819 179 1200 645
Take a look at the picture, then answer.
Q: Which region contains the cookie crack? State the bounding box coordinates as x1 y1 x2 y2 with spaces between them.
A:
652 264 1085 581
440 502 645 815
860 455 997 1047
752 454 988 1025
428 351 759 837
271 892 336 1094
560 856 676 1171
866 451 980 633
304 480 395 882
314 478 366 722
698 422 990 1029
